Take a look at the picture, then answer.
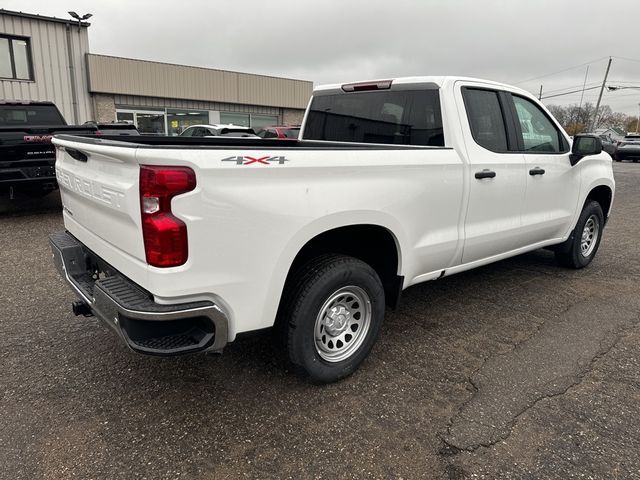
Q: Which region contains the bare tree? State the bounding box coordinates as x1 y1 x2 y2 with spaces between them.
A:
544 103 634 134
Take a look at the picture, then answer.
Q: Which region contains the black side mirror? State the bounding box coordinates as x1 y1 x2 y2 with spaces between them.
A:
570 134 602 166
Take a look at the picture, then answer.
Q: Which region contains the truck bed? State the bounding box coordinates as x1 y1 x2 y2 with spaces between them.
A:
54 134 446 150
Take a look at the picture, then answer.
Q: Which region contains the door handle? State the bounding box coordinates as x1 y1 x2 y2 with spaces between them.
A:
475 169 496 179
529 167 546 176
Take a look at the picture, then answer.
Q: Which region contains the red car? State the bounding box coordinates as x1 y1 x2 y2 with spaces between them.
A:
256 125 300 140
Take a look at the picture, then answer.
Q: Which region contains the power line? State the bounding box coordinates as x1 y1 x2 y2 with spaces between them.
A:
515 55 640 88
541 81 600 96
612 55 640 65
513 57 609 85
541 85 601 100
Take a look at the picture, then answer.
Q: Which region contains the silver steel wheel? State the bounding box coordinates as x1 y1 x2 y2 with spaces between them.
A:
314 286 372 363
580 214 600 257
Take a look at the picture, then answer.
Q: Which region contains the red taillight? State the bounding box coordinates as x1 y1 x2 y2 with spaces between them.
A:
140 166 196 267
341 80 393 92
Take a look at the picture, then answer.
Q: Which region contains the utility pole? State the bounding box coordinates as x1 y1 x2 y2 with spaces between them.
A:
538 85 543 100
575 65 590 134
590 57 612 132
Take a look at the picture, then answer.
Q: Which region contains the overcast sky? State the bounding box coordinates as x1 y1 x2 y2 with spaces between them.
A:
7 0 640 115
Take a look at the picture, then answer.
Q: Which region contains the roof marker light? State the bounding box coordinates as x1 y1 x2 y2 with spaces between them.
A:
341 80 393 92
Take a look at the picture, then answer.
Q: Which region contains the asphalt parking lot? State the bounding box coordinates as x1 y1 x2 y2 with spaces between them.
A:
1 162 639 480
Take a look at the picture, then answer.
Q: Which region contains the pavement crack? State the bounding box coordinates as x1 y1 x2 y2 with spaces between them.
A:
440 299 640 455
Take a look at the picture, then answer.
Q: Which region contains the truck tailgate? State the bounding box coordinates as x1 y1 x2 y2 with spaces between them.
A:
53 136 146 265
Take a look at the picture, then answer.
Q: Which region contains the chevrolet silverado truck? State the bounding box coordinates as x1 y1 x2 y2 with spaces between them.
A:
0 101 137 197
49 77 615 383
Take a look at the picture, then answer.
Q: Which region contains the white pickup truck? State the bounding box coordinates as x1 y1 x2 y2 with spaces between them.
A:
50 76 614 383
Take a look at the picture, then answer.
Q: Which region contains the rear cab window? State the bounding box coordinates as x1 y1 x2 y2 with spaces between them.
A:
0 104 66 126
303 88 445 146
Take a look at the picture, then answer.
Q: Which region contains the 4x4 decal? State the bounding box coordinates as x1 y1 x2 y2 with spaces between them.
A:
221 155 289 166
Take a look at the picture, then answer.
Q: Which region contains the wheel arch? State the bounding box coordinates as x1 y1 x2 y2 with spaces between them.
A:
585 184 613 221
270 215 407 318
289 223 403 306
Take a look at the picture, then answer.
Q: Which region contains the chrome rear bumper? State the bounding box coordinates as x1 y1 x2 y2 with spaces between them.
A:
49 230 228 355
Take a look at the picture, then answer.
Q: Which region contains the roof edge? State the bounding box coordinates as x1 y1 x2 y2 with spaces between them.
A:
87 53 312 85
0 9 90 27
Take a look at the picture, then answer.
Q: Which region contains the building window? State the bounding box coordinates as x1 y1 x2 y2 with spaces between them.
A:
250 114 279 128
220 112 250 127
220 112 280 128
167 109 209 136
0 35 33 81
116 109 166 135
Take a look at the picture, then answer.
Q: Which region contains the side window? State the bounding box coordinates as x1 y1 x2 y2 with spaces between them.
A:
463 88 508 152
180 127 194 137
512 96 562 153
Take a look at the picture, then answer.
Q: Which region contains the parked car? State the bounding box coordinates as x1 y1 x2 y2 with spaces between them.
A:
613 134 640 162
0 101 138 198
598 135 617 156
255 125 301 139
179 124 258 138
49 76 614 383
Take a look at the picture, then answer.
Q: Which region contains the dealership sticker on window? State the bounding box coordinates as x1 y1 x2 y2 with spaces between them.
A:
221 155 289 165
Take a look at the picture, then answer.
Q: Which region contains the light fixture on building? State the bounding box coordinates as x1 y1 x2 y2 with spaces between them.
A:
68 11 92 30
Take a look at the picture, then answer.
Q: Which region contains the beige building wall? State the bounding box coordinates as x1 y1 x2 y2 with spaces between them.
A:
282 108 306 126
0 11 93 123
87 54 312 110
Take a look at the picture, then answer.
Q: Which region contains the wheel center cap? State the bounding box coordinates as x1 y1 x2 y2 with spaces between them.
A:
325 305 350 336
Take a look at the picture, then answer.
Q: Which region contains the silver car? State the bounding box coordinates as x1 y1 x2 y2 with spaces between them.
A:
614 134 640 162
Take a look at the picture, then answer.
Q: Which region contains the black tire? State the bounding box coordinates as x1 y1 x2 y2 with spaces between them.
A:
277 254 385 384
555 200 604 269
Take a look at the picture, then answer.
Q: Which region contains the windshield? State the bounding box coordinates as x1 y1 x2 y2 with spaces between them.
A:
0 104 66 126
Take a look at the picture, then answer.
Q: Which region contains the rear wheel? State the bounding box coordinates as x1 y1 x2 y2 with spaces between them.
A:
555 200 604 269
277 254 385 384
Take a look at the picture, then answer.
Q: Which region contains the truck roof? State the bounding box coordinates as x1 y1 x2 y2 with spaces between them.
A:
313 76 532 97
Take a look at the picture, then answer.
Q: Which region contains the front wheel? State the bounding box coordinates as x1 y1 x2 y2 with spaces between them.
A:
278 254 385 384
555 200 604 269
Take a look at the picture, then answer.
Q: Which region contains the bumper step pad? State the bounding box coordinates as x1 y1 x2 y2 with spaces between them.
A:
49 230 228 355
